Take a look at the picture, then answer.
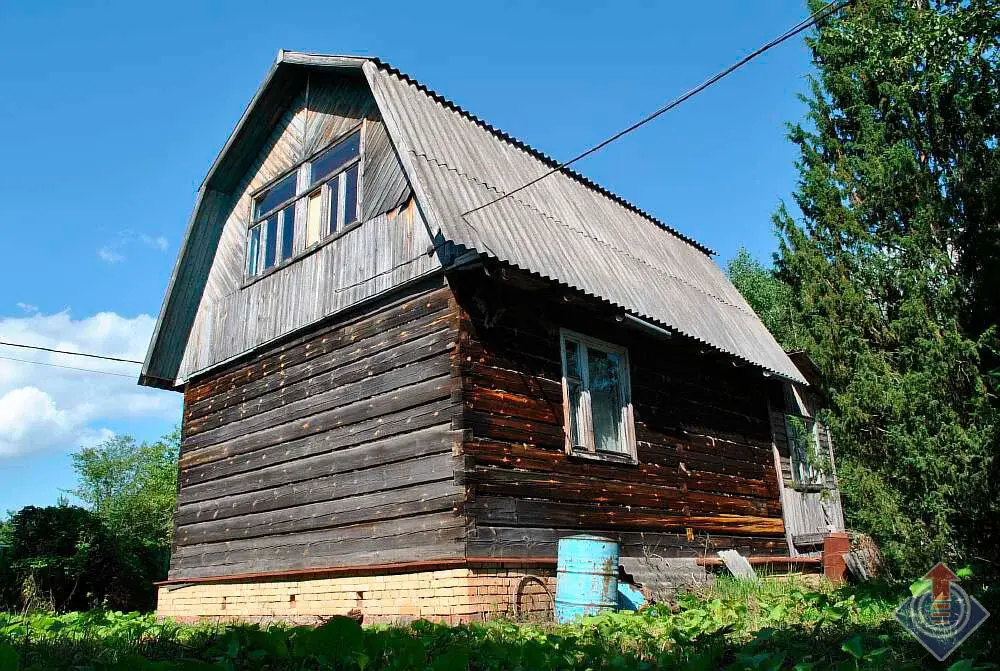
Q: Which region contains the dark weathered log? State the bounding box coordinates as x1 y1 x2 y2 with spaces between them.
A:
170 511 466 574
177 424 458 506
466 496 785 535
182 357 452 450
185 316 456 433
168 283 464 578
466 526 787 559
176 480 462 546
185 282 453 405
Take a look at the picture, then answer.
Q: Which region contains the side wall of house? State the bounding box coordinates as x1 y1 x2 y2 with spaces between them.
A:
167 278 465 580
453 267 788 560
177 71 436 382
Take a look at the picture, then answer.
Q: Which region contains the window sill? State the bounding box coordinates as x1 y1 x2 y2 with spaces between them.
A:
241 219 364 290
568 449 639 466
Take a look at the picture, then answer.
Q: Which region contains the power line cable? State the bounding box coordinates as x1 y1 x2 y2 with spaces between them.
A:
0 354 138 378
460 0 851 219
0 340 144 364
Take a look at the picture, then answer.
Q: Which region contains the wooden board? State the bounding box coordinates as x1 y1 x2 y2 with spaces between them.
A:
175 71 429 382
166 282 464 580
452 266 787 560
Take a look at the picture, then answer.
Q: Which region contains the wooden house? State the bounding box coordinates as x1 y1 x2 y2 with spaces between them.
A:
142 52 845 623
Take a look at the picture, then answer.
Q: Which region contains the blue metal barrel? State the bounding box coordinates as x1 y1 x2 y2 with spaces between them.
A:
555 535 619 623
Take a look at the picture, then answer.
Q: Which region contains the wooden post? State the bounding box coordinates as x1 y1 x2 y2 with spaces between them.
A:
823 532 851 584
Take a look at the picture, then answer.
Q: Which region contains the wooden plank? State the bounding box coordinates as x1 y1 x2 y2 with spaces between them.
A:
185 325 455 435
180 399 453 481
176 479 461 546
170 511 465 574
185 283 453 409
466 526 788 559
185 306 454 423
178 423 458 505
717 550 757 579
181 362 452 452
466 497 785 535
169 538 466 580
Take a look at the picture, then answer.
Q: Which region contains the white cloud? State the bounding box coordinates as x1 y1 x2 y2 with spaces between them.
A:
96 231 169 263
16 303 38 314
0 310 181 458
98 246 125 263
140 234 169 251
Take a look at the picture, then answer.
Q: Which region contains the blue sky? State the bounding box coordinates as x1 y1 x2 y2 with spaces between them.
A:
0 0 814 512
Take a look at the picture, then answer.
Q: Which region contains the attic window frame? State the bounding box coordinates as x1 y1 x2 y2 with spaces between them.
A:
559 328 637 464
244 124 365 282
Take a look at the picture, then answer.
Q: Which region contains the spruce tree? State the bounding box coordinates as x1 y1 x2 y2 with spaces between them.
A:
775 0 1000 574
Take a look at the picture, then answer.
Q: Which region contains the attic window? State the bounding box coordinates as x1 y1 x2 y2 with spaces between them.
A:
248 173 298 276
560 329 636 461
245 127 363 279
307 131 361 238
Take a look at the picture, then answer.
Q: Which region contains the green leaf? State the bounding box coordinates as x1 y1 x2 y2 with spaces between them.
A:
292 616 364 662
946 660 975 671
956 567 974 579
841 635 864 660
0 644 19 671
910 579 933 597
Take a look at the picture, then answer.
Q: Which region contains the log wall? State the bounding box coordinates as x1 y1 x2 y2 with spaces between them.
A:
453 267 788 560
168 278 464 580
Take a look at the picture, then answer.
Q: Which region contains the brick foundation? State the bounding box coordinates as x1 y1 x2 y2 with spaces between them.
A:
157 563 556 625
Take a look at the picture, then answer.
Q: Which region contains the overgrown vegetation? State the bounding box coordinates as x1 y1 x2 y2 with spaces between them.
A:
0 430 179 613
729 0 1000 577
0 577 994 670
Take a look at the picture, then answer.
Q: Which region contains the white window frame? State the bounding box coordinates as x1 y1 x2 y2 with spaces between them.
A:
244 124 364 281
559 328 637 462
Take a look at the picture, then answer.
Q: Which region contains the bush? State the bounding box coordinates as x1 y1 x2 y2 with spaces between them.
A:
0 506 160 613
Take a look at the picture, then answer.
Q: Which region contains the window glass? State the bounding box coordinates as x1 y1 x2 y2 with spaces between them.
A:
263 216 278 269
311 132 360 185
254 173 297 219
246 225 261 276
560 332 632 458
328 177 342 235
245 130 364 278
344 163 360 224
786 415 824 485
589 349 625 452
306 191 323 246
564 340 584 447
280 205 295 260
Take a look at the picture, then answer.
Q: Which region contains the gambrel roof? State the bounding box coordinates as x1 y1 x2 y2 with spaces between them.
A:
142 51 805 387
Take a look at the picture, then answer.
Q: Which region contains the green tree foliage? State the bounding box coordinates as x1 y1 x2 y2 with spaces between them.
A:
726 248 805 350
773 0 1000 574
1 506 124 612
0 430 181 612
68 430 179 551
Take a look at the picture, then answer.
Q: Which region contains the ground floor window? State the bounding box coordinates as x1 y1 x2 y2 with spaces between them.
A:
560 329 636 461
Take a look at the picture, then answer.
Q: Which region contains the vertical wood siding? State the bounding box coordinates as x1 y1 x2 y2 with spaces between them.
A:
168 280 464 580
177 73 422 382
452 267 788 560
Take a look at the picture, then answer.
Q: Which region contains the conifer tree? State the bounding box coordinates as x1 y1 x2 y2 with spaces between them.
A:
775 0 1000 573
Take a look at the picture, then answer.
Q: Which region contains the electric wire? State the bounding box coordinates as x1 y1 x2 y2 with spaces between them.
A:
0 354 138 378
460 0 851 219
0 340 144 364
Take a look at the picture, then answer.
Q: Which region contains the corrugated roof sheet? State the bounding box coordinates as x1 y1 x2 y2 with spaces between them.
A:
142 51 805 386
362 60 804 383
